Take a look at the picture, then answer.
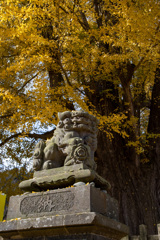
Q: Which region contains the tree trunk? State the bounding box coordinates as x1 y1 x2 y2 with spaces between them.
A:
93 68 160 235
96 131 159 235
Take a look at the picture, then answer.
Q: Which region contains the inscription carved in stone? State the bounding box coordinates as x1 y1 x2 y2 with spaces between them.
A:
20 191 75 215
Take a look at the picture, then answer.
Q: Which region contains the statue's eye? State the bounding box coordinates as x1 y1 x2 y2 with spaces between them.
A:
58 121 63 128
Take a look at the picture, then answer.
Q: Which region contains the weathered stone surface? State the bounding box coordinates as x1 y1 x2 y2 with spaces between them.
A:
20 191 75 215
19 163 110 192
6 185 116 221
1 164 126 240
33 111 99 171
0 212 129 239
0 234 122 240
19 111 111 192
157 224 160 235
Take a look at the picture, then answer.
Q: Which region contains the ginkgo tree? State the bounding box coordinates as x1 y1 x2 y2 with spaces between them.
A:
0 0 160 234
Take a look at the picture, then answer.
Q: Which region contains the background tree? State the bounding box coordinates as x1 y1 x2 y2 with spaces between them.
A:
0 0 159 234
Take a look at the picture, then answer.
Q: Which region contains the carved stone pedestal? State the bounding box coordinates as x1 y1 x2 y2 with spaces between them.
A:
0 185 129 240
19 163 111 192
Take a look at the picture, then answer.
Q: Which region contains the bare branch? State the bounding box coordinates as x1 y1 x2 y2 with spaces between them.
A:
59 6 69 14
134 57 145 72
1 54 19 58
27 128 55 140
17 73 39 93
0 133 22 147
94 0 103 27
0 114 13 119
58 60 72 86
0 128 55 147
75 11 90 31
79 11 90 30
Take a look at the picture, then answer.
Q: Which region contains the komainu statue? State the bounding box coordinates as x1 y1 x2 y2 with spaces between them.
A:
19 111 110 191
33 111 98 171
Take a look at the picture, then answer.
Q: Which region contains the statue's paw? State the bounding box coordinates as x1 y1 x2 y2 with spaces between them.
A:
33 159 42 171
64 159 75 166
42 160 53 170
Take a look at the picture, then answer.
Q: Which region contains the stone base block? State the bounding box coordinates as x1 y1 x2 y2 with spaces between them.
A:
6 185 118 221
0 185 129 240
0 212 129 240
19 164 111 192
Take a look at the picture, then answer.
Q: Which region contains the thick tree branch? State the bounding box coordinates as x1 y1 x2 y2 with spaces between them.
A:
75 11 90 31
134 57 145 72
27 128 55 140
59 60 72 86
147 67 160 167
148 67 160 134
0 133 22 147
118 63 135 114
79 11 90 30
59 6 69 14
48 69 65 88
0 129 55 147
0 114 13 119
1 54 19 58
17 73 39 93
94 0 103 28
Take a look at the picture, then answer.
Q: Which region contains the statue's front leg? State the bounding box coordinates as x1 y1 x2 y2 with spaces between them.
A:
33 140 46 171
43 142 64 169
